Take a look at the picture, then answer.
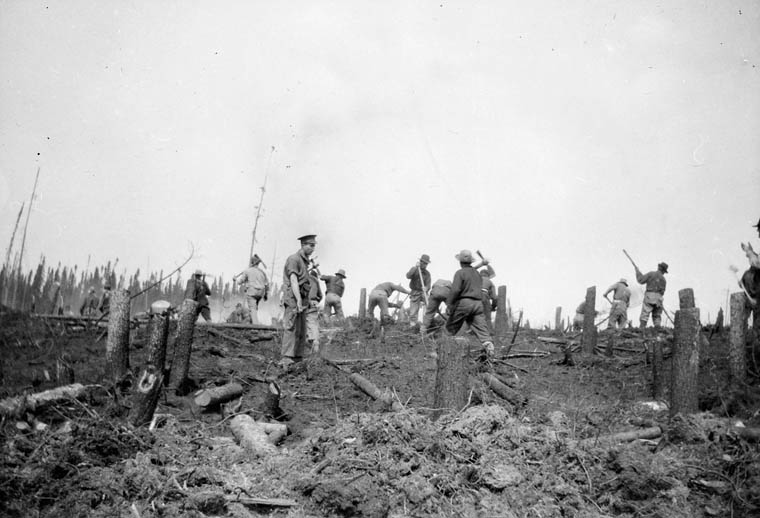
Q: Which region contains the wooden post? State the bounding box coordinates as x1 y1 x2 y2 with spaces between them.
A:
729 292 747 388
494 286 508 336
170 299 199 395
129 366 163 427
581 286 597 355
652 338 664 400
670 307 700 417
105 288 130 381
147 312 170 374
433 336 470 418
679 288 695 310
554 306 562 332
358 288 366 320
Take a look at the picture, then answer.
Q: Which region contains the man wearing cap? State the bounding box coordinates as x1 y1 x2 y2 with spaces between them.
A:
635 262 668 329
234 254 269 324
98 284 112 316
280 234 317 366
368 282 411 323
185 270 212 321
603 278 632 329
406 254 431 328
445 250 495 356
479 266 498 334
80 287 99 317
321 269 346 320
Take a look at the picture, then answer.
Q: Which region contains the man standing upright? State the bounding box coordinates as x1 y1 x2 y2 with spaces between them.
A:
234 254 269 324
280 234 317 366
185 270 212 321
603 278 631 329
98 283 112 317
80 287 99 316
635 262 668 329
406 254 431 328
321 269 346 320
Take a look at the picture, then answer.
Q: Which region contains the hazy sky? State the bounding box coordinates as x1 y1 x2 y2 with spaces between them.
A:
1 1 759 325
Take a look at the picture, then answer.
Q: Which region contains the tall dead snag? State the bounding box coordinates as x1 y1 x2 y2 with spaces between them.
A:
554 307 562 332
670 306 700 417
652 337 664 400
105 288 131 381
494 286 508 336
729 292 747 388
433 336 470 418
358 288 366 320
581 286 597 355
170 299 199 396
147 312 170 374
129 366 163 427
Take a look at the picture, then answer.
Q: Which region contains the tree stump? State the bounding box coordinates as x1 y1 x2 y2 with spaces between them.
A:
581 286 597 355
105 288 130 382
147 312 170 374
194 382 244 408
260 381 283 419
670 307 700 417
170 299 199 396
129 366 163 427
652 337 664 400
678 288 695 310
358 288 366 320
729 292 747 388
433 336 470 418
554 306 562 332
494 286 508 336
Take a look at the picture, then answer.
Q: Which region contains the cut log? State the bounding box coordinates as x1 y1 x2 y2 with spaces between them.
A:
170 299 199 396
229 414 288 457
670 307 700 417
0 383 92 418
349 372 403 411
147 312 170 373
479 372 527 407
129 367 164 427
259 381 283 419
571 426 662 448
194 382 244 408
226 496 297 507
432 336 470 418
105 288 131 381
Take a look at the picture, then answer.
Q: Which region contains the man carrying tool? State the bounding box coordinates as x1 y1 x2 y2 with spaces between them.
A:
320 269 347 321
445 249 495 357
368 282 411 324
406 254 431 329
635 262 668 329
185 269 212 321
480 266 497 334
233 254 269 324
422 279 453 334
603 278 631 329
280 234 317 367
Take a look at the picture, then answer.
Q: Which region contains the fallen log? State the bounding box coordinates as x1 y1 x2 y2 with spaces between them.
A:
505 351 550 359
571 426 662 448
230 414 288 457
479 373 527 407
194 382 244 408
226 496 297 507
196 321 277 331
349 372 404 411
129 367 163 427
0 383 93 418
205 329 270 363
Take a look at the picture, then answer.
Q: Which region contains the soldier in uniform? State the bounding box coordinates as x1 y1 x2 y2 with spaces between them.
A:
280 234 317 366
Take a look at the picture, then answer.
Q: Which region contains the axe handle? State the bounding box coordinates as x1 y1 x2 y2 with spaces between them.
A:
622 249 640 271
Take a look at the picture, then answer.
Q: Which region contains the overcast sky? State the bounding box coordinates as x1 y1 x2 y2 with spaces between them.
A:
1 1 758 325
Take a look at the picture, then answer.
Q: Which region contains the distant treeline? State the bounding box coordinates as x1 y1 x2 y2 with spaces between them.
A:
0 256 282 317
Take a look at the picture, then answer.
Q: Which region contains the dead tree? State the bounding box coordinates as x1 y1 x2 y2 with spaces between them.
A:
554 306 562 332
729 292 747 388
581 286 597 355
170 299 199 395
494 286 508 336
129 366 163 427
105 288 130 382
670 306 700 417
358 288 366 320
433 336 470 418
147 312 170 374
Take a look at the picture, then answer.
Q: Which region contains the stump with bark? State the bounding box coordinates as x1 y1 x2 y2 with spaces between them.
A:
581 286 597 355
129 367 163 427
670 307 700 417
729 292 747 388
433 336 470 418
105 288 131 382
147 312 170 374
170 299 199 396
259 381 284 419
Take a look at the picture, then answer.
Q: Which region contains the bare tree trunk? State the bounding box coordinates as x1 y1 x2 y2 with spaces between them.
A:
105 289 130 381
433 336 470 418
358 288 366 320
581 286 597 355
670 307 700 417
494 286 508 336
170 299 199 395
147 312 170 374
260 381 283 419
554 306 562 332
129 367 163 426
605 334 614 357
729 292 747 388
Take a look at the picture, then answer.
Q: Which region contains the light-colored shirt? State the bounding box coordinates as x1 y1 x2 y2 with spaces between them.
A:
371 282 408 297
603 282 631 304
636 270 666 294
236 265 269 297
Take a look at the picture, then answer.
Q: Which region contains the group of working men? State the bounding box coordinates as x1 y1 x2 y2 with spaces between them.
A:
78 283 111 317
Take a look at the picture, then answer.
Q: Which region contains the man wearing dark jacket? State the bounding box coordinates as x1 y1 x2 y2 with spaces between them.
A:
635 262 667 329
406 254 431 328
185 269 212 321
446 250 494 356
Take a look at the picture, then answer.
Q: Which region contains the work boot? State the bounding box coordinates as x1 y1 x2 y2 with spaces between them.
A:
483 341 495 358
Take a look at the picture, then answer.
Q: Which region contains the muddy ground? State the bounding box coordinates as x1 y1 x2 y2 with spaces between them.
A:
1 308 759 518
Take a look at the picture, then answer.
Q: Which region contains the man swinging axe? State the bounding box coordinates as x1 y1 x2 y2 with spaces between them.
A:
623 249 668 329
